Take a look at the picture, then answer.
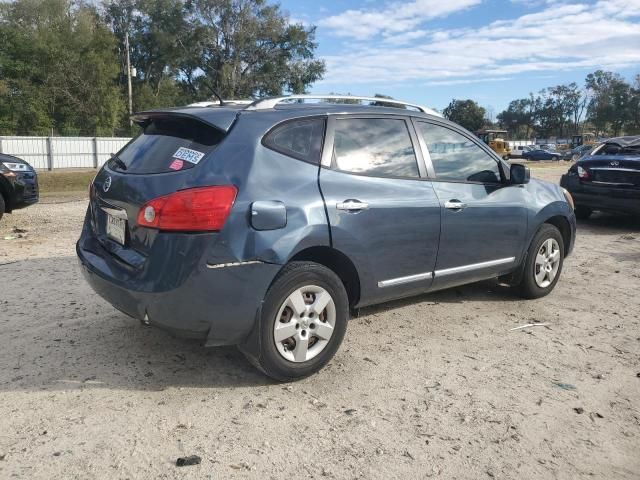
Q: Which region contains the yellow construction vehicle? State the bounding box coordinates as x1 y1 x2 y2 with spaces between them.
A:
476 129 512 159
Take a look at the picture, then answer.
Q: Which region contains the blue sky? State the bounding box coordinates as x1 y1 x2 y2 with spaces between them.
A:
279 0 640 114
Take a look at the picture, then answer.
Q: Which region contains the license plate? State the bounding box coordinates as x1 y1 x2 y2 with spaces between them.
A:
106 213 127 245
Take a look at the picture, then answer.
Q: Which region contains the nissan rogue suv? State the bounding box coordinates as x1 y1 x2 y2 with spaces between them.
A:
77 95 576 381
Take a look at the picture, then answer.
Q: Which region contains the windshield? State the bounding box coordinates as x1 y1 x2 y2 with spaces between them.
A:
110 117 225 174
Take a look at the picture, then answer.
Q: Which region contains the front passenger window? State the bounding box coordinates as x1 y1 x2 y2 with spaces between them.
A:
416 122 501 183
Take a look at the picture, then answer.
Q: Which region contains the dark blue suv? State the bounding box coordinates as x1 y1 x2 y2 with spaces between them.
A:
77 95 576 381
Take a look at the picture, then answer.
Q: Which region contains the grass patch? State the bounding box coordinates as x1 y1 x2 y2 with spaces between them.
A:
37 169 96 194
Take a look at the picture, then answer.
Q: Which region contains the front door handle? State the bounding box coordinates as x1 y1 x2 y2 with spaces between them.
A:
337 200 369 211
444 200 467 211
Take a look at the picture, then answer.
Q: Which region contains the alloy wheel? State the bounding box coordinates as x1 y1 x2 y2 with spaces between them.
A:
273 285 336 363
534 238 561 288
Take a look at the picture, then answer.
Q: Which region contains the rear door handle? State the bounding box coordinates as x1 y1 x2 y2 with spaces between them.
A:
444 200 467 210
337 200 369 211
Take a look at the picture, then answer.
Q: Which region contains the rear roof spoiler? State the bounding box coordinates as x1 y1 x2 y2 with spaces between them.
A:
131 107 241 133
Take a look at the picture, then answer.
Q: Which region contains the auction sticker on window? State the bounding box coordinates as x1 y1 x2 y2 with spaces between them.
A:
172 147 205 165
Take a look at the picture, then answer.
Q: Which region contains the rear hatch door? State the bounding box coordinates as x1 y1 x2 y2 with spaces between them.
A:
89 109 238 265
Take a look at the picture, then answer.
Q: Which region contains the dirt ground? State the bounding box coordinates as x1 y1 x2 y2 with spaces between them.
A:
1 165 639 479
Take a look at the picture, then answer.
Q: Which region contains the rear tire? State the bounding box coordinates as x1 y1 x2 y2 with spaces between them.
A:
252 261 349 382
0 195 5 222
516 224 564 299
574 205 592 220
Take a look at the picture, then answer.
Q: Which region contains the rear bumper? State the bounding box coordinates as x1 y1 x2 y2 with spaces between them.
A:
76 233 281 346
561 174 640 215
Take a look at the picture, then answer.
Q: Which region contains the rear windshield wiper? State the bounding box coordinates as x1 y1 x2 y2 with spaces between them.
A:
109 154 127 171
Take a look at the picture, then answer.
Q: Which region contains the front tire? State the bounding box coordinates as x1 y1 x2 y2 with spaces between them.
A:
253 261 349 382
516 224 564 299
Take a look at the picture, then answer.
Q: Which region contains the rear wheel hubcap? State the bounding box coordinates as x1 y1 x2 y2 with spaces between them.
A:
273 285 336 363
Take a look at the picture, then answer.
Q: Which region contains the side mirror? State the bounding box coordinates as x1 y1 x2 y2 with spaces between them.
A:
510 163 530 184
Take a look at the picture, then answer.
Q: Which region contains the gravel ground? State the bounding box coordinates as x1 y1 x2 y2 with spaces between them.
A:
1 165 639 479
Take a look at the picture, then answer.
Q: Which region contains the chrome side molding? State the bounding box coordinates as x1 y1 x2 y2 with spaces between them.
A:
377 257 516 288
378 272 433 288
206 260 264 270
434 257 515 277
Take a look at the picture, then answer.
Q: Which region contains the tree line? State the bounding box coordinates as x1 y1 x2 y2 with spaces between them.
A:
0 0 324 136
444 71 640 139
2 0 638 140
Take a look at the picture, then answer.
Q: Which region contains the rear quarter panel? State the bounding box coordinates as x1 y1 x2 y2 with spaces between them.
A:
215 113 330 266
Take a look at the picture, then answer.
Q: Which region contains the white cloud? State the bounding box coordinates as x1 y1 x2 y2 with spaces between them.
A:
317 0 640 87
318 0 481 40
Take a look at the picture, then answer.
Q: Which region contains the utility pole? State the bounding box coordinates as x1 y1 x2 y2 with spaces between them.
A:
125 32 133 127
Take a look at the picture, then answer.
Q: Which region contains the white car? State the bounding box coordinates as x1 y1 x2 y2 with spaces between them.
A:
511 145 535 158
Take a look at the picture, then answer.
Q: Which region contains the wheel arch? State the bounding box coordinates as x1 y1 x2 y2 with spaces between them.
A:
543 215 572 257
288 246 361 308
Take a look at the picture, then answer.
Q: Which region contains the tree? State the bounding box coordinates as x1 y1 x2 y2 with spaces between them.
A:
497 97 535 139
0 0 124 135
103 0 326 110
627 74 640 134
585 70 632 136
442 99 485 132
178 0 325 100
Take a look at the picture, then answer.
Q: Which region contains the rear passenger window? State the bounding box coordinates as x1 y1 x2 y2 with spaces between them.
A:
333 118 419 178
263 118 325 164
416 122 501 183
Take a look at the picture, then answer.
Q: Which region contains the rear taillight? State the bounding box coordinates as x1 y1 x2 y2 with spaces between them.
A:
137 185 237 232
577 166 589 179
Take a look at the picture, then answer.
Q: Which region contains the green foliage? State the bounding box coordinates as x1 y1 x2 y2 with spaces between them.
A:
498 72 637 139
178 0 325 99
442 99 486 132
0 0 125 135
1 0 325 135
585 70 633 137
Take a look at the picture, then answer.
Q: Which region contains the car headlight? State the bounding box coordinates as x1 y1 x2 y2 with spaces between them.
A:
562 187 575 210
0 162 17 178
0 161 30 172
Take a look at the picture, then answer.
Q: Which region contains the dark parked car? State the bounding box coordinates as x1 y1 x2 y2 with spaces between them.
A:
0 153 39 221
570 144 594 161
522 148 562 161
561 135 640 219
77 95 576 381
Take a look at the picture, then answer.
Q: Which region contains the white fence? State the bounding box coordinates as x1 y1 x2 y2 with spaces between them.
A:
510 140 535 147
0 136 131 170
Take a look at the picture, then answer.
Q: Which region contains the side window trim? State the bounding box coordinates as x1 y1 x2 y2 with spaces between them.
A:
321 114 428 179
409 117 436 178
262 115 327 165
413 119 505 184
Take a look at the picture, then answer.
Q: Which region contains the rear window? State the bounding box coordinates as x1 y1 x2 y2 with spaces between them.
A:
111 117 225 174
593 143 640 156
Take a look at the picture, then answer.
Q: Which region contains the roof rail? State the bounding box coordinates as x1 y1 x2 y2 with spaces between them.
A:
244 95 442 117
187 99 254 107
